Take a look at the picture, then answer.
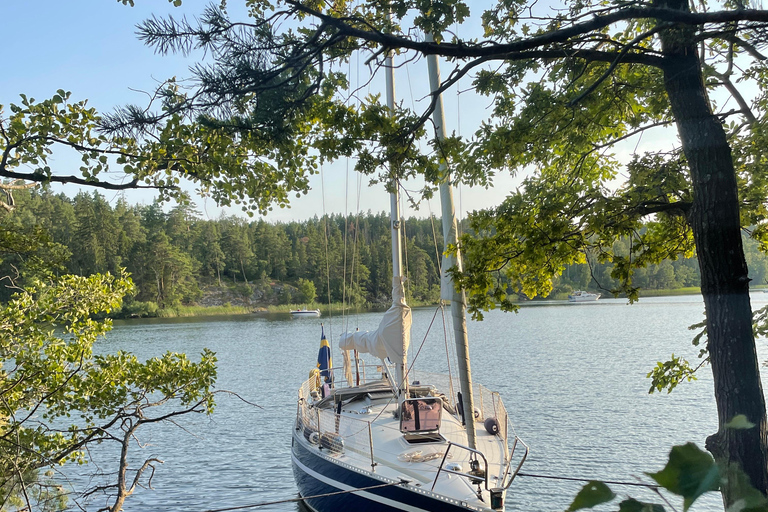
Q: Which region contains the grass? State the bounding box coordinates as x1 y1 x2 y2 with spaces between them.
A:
638 287 702 297
261 303 383 314
156 304 253 318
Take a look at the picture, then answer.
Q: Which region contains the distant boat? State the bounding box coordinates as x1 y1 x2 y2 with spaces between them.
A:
568 290 601 302
290 309 321 318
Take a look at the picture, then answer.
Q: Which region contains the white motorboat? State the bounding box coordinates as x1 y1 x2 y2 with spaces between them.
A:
568 290 601 302
291 309 322 318
291 40 528 512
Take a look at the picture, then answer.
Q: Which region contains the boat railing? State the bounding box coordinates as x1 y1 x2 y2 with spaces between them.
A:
298 373 512 439
296 387 405 471
471 383 509 447
431 441 491 492
312 360 391 392
297 375 523 481
501 435 529 489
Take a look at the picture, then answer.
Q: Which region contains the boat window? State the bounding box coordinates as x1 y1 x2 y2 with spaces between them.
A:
399 398 442 433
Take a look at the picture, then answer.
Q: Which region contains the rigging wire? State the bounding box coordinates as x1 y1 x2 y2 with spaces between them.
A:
342 136 350 332
320 164 334 370
354 169 363 329
426 197 457 407
400 187 410 300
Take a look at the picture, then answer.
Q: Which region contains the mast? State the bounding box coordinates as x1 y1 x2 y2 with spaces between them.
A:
385 47 409 402
426 33 477 449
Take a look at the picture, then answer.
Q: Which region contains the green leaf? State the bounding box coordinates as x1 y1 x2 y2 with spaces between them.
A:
722 464 768 512
566 481 616 511
647 443 719 511
618 498 665 512
724 415 756 430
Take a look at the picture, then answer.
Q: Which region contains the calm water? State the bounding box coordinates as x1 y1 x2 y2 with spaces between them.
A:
67 293 768 511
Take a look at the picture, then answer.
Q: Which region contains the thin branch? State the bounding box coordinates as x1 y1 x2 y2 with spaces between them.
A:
568 24 670 106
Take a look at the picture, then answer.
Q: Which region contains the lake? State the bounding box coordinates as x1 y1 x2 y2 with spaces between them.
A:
69 293 768 511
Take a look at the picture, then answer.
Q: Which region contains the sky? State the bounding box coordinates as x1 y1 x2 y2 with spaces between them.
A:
1 1 670 223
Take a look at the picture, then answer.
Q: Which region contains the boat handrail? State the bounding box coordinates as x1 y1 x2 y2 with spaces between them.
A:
431 441 490 492
500 436 529 489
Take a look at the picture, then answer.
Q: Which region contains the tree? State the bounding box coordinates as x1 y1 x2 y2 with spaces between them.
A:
221 218 253 283
139 231 200 307
195 222 226 286
297 277 317 304
118 1 768 504
0 271 216 512
0 91 316 215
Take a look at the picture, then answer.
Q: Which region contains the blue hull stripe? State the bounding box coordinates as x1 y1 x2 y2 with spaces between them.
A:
292 433 484 512
292 452 432 512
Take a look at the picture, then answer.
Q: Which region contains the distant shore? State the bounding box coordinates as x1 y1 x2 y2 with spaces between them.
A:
116 286 768 320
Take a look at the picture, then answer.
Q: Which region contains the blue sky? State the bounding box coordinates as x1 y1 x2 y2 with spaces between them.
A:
3 1 527 222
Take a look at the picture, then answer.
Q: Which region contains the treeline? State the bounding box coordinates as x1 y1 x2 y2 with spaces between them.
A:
1 189 445 312
5 188 768 313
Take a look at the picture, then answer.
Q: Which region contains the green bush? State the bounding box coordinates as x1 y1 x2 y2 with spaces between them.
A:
117 300 159 318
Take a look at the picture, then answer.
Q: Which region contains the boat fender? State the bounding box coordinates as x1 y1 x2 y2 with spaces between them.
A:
309 368 321 391
319 432 344 453
303 426 318 443
484 417 500 435
474 407 482 420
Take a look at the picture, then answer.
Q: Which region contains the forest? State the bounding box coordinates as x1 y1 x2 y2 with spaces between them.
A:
6 187 768 316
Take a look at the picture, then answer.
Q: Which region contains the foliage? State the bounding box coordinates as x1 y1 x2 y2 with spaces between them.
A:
0 89 318 216
0 271 217 511
297 278 317 304
2 190 449 307
117 299 160 318
569 441 768 512
567 481 616 511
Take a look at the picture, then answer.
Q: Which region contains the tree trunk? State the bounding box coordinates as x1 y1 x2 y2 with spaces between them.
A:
240 259 248 284
658 1 768 502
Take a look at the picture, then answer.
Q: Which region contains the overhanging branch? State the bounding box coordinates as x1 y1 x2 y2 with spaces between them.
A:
286 1 768 60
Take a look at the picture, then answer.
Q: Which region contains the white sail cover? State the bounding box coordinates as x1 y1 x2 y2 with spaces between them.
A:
339 276 411 367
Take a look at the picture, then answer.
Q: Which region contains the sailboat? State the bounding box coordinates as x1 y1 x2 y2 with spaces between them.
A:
291 39 528 512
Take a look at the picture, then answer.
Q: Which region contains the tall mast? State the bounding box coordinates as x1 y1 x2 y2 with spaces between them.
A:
426 33 477 449
385 46 409 401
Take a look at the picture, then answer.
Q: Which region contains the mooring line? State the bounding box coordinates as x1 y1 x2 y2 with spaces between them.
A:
200 481 406 512
517 472 659 489
201 472 657 512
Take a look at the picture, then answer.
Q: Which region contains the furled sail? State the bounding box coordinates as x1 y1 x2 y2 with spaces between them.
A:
339 276 411 389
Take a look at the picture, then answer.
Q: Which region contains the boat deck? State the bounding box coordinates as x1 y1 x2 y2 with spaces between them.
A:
295 375 523 510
